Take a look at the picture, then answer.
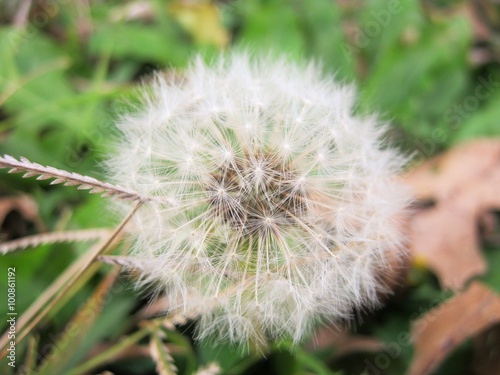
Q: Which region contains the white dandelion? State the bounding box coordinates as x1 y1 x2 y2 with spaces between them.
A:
106 52 411 345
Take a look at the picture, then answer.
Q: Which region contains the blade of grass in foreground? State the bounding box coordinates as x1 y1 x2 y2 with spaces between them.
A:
35 269 120 375
0 201 143 358
65 329 150 375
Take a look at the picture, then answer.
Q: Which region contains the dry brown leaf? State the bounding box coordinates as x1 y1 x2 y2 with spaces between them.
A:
408 281 500 375
409 201 486 290
0 195 44 240
402 139 500 289
403 139 500 203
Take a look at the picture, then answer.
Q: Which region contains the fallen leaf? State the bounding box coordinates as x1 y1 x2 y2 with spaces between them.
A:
403 139 500 289
408 281 500 375
409 201 486 290
0 195 44 240
404 139 500 202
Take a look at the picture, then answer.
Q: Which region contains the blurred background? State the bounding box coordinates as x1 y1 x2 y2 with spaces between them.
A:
0 1 499 374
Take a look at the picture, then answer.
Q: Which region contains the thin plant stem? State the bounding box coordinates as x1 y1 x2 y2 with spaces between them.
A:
0 201 143 357
0 228 112 254
65 328 150 375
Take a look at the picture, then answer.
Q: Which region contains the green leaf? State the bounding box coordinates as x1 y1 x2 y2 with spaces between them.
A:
449 87 500 144
89 22 190 67
480 245 500 293
274 341 341 375
359 7 471 146
293 0 355 80
0 245 76 331
0 27 110 172
197 338 260 374
233 0 304 58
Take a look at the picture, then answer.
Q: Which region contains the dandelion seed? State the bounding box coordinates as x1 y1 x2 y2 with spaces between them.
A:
106 52 411 346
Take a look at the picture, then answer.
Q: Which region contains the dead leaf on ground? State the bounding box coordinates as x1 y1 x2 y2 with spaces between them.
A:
402 139 500 289
408 281 500 375
0 195 44 241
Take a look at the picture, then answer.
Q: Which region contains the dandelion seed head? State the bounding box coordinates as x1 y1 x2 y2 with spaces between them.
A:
107 52 411 346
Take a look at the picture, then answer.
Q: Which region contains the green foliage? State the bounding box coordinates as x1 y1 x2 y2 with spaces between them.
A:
358 1 472 147
89 22 190 66
230 0 355 79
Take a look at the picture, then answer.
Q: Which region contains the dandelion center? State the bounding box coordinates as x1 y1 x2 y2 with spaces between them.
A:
206 151 307 235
